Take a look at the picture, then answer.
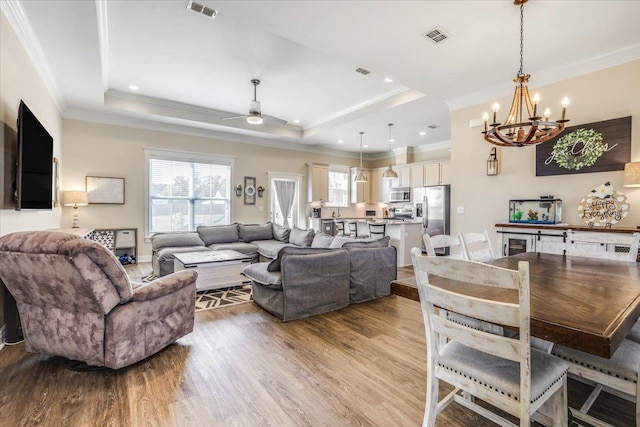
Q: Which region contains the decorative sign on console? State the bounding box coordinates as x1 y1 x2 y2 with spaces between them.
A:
578 182 629 228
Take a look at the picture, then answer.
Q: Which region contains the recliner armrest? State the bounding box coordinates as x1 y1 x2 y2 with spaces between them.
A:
131 270 197 302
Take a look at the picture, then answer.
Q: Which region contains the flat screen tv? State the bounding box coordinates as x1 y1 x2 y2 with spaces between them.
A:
16 100 53 210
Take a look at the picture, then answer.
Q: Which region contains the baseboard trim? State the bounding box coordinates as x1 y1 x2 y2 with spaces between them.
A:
0 325 6 352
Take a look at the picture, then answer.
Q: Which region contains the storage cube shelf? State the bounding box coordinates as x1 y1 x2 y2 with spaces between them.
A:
95 228 137 265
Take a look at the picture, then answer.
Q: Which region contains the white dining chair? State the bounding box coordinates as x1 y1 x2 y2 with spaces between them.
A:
566 230 640 262
461 230 496 262
411 248 569 427
423 232 468 259
551 338 640 426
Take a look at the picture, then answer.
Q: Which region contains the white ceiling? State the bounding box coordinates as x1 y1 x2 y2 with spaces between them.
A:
8 0 640 157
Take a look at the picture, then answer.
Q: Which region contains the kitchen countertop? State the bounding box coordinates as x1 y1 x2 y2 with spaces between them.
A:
314 217 421 224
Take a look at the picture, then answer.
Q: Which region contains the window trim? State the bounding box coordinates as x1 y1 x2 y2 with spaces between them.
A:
325 165 350 208
144 148 235 240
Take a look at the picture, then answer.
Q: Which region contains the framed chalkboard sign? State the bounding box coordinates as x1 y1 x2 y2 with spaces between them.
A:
535 116 631 177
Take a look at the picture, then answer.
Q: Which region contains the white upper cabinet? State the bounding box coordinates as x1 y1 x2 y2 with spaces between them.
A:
307 163 329 202
350 167 371 203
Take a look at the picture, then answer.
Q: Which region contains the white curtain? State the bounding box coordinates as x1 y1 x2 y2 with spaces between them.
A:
274 179 296 227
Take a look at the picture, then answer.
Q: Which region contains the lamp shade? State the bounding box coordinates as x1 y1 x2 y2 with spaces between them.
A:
624 162 640 187
382 166 398 180
63 191 88 207
354 168 368 183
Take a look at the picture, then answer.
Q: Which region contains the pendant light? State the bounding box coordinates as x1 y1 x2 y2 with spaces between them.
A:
354 132 368 182
382 123 399 180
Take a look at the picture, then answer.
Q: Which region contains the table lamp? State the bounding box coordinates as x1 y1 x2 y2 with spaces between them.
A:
63 191 89 228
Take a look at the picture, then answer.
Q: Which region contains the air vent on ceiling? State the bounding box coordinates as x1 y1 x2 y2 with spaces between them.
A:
425 27 449 43
355 68 371 75
427 124 439 129
187 1 218 19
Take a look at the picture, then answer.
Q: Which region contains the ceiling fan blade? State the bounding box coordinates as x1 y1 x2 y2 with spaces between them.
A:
222 115 248 121
262 114 288 125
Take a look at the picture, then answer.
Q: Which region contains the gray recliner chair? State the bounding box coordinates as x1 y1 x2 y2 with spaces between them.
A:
0 231 197 369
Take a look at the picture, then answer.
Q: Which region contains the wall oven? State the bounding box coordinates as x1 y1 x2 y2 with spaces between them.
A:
389 187 411 203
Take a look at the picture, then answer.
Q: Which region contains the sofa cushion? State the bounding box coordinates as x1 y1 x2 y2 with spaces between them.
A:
252 240 293 260
272 223 291 242
342 236 391 248
151 233 204 251
329 235 353 248
197 224 239 246
207 242 257 255
157 246 211 262
289 227 315 247
239 223 273 242
311 233 334 248
267 246 334 272
243 263 282 289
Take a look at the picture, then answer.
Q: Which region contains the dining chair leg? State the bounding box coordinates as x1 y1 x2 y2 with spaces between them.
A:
636 378 640 427
423 372 438 427
551 376 568 427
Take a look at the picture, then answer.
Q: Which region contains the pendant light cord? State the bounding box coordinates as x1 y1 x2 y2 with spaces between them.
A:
519 2 524 76
388 123 393 152
359 132 364 168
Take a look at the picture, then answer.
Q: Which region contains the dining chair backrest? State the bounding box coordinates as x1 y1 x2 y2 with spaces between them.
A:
566 230 639 262
334 219 348 236
461 230 495 262
423 232 468 259
347 220 358 237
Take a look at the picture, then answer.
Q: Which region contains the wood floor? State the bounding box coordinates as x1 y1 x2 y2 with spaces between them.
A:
0 264 634 426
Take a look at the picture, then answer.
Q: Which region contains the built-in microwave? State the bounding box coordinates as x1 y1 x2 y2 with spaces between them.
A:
389 187 411 203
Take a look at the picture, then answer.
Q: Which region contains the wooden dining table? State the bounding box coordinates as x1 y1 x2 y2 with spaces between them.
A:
401 252 640 359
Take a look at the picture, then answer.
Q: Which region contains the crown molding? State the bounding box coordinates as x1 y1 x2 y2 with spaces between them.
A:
445 42 640 112
1 0 66 112
64 107 364 159
366 140 451 160
95 0 109 90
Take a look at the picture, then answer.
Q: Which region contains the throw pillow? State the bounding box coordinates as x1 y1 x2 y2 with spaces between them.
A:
329 235 353 249
342 236 391 248
238 223 273 242
289 227 315 247
197 224 239 246
272 223 291 243
311 232 334 248
267 246 332 272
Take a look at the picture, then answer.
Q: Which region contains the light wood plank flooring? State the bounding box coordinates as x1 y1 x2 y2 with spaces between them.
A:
0 264 634 426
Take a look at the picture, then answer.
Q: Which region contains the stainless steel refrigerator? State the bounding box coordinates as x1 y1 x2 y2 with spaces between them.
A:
413 185 451 252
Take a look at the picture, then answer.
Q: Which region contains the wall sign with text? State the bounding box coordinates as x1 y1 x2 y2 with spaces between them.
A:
578 182 629 228
535 116 631 176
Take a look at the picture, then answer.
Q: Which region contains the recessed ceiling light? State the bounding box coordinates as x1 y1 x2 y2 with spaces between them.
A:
419 131 427 136
129 85 139 91
363 145 369 148
384 77 393 83
338 140 344 144
388 138 395 143
293 119 300 124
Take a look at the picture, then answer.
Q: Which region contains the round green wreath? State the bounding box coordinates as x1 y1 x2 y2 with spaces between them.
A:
552 128 605 171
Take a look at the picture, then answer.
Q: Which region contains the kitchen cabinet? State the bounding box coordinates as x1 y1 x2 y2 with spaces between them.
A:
424 161 451 186
350 167 371 203
390 166 410 188
410 165 424 188
369 169 383 203
307 163 329 203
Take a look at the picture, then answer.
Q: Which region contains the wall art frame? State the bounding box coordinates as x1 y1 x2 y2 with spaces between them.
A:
244 176 256 205
86 176 125 204
535 116 631 177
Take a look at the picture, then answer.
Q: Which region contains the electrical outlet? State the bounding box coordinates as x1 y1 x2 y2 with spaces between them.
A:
457 206 464 214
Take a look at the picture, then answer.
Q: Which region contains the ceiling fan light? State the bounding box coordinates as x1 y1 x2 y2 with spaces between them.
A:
382 166 398 180
247 114 263 125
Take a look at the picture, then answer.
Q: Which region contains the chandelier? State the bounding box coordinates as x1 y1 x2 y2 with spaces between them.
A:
382 123 399 180
482 0 569 147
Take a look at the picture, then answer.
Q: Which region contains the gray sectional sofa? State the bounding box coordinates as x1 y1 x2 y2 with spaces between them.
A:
242 237 397 321
151 222 315 277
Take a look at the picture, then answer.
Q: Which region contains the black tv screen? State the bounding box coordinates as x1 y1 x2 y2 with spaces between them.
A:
16 101 53 210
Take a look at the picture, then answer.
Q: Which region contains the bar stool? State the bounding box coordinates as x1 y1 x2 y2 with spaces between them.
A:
334 219 348 236
347 220 367 238
367 222 386 239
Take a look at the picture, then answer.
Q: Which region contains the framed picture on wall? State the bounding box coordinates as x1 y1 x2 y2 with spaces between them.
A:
244 176 256 205
86 176 125 204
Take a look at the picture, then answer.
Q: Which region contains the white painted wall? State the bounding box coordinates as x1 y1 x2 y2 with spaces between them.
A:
450 60 640 252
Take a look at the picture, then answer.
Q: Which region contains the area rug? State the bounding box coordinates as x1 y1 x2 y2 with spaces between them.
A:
140 275 253 312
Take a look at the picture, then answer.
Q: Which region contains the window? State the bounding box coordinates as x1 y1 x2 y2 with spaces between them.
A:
326 168 349 207
268 172 302 228
146 150 233 234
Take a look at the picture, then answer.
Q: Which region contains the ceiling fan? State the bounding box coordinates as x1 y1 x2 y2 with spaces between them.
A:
223 79 287 125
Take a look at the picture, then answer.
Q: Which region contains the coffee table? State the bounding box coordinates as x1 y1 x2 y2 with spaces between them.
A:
173 250 253 292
